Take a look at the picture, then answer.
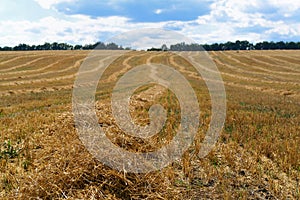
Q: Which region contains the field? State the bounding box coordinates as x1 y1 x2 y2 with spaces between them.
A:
0 50 299 199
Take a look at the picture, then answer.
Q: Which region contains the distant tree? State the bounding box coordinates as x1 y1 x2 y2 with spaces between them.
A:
240 40 250 50
74 45 82 50
94 42 106 49
210 43 222 51
262 41 271 50
82 44 94 50
51 42 59 50
13 44 31 51
276 41 286 49
161 44 168 51
43 42 51 50
202 44 211 51
254 42 263 50
169 42 204 51
0 46 12 51
106 42 119 50
286 42 298 49
147 47 162 51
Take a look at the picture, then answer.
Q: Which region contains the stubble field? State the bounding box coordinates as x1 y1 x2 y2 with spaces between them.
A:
0 50 299 199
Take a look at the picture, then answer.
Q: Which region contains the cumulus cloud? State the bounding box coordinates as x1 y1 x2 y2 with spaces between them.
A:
34 0 77 9
190 0 300 43
109 28 194 49
0 0 300 47
268 0 300 14
0 15 134 46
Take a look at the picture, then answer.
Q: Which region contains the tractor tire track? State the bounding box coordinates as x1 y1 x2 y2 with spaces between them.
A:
213 52 299 82
185 51 300 98
0 52 161 96
253 53 300 73
237 52 300 73
0 55 78 79
104 52 148 83
174 52 300 87
221 51 300 75
0 58 84 86
0 56 52 72
0 55 28 66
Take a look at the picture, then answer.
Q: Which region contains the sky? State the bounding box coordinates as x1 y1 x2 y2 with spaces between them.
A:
0 0 300 47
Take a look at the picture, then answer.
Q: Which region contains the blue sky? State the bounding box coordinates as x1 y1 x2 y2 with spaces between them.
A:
55 0 212 22
0 0 300 47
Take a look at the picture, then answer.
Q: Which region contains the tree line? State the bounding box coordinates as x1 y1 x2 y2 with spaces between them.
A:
1 40 300 51
0 42 130 51
169 40 300 51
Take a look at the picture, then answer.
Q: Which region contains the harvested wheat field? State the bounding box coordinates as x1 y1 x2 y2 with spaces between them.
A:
0 50 299 199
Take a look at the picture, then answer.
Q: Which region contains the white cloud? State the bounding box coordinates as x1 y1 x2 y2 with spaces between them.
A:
34 0 76 9
191 0 300 43
0 16 109 46
268 0 300 13
0 15 169 47
266 23 300 36
109 28 194 49
154 9 163 14
1 0 300 47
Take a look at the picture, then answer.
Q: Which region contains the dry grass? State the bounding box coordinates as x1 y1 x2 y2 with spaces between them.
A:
0 50 299 199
